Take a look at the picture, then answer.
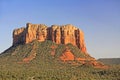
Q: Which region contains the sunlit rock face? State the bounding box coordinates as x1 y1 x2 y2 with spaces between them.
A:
13 23 87 53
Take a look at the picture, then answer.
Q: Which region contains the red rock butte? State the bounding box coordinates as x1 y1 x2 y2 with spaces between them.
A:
13 23 87 53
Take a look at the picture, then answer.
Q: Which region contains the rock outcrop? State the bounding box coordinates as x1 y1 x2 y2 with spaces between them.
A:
60 47 75 61
13 23 87 53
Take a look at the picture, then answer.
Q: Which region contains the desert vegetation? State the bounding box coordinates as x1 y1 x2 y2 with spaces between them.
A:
0 41 120 80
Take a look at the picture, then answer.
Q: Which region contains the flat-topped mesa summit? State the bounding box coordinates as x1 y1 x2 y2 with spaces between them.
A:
13 23 87 53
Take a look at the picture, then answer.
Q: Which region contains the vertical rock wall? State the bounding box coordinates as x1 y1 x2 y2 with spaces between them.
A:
13 23 87 53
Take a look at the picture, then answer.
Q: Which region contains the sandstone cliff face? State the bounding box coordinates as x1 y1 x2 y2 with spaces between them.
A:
13 23 87 53
25 23 47 43
13 27 25 45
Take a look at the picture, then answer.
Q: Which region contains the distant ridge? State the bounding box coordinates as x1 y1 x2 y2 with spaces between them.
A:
98 58 120 65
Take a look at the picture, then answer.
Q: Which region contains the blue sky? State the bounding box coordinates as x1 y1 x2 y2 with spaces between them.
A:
0 0 120 59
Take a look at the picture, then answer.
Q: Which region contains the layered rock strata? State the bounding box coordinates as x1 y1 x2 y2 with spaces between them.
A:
13 23 87 53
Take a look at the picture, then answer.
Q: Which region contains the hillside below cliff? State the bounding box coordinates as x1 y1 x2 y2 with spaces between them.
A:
0 40 119 80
